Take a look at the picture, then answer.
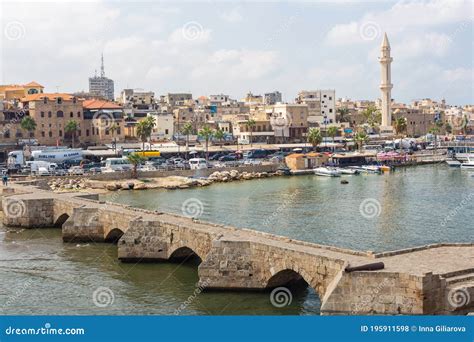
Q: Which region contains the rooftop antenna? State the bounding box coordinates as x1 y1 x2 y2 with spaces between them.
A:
94 69 97 77
100 53 105 77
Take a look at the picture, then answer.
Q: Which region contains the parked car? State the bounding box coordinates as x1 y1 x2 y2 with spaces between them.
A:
68 166 84 175
219 154 237 162
245 149 270 159
189 158 208 170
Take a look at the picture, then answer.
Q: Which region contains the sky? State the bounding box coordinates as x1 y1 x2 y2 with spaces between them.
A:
0 0 473 105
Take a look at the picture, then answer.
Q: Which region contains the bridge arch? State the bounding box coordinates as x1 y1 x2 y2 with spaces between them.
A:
54 213 70 227
169 246 203 264
266 269 309 289
105 228 125 243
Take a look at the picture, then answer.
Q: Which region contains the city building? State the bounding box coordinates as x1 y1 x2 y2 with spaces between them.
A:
148 112 174 141
295 90 335 125
82 99 125 144
271 103 309 143
88 54 114 101
0 82 44 104
162 93 193 107
264 91 282 105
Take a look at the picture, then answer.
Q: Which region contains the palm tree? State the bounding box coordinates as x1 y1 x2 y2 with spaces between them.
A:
20 116 36 144
336 107 350 123
361 105 382 132
307 127 322 150
136 116 155 151
109 122 119 155
127 152 145 178
64 120 79 148
245 119 256 147
181 122 193 160
445 122 452 135
394 117 407 153
199 125 214 161
429 121 443 155
354 131 369 151
327 126 338 143
214 128 225 151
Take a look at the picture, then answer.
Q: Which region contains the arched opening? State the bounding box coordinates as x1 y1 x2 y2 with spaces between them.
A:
266 269 321 315
54 213 69 227
105 228 124 244
169 247 202 265
266 269 309 290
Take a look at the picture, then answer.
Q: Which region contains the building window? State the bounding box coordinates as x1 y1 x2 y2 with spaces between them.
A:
70 112 73 117
86 129 90 136
41 131 45 137
29 132 34 138
43 97 47 104
329 109 333 113
165 129 169 134
16 131 23 138
77 111 81 118
48 131 52 137
57 98 62 104
57 111 64 117
48 111 52 118
59 130 62 137
4 131 10 138
41 111 45 118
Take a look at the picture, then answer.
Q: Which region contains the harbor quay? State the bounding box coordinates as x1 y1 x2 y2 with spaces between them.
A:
2 183 473 316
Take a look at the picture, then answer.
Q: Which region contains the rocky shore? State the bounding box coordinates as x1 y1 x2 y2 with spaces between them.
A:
46 169 281 192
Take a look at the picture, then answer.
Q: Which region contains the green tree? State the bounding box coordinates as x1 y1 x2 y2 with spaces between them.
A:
307 127 323 150
327 126 338 143
214 128 225 150
445 122 452 135
394 117 407 153
127 152 145 178
181 122 194 160
336 107 350 123
64 120 79 148
245 119 256 147
361 105 382 131
354 130 369 151
429 120 443 155
136 116 155 151
199 125 214 161
20 116 36 144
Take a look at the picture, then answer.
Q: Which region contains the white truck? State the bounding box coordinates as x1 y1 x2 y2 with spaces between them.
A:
26 161 58 175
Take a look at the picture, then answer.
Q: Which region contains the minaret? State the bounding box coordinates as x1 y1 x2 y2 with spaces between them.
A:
379 33 393 133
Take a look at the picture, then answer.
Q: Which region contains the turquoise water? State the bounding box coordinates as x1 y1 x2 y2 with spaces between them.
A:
0 165 471 315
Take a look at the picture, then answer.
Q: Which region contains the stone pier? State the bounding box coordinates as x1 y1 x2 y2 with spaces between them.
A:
2 184 473 315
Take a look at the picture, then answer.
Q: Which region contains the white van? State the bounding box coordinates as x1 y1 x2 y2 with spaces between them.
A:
189 158 208 170
102 158 133 172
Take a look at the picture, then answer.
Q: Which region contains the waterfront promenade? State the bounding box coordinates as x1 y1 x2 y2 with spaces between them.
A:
1 183 473 315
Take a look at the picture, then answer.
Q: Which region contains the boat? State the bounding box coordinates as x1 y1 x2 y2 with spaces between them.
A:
314 167 341 177
337 168 359 175
360 165 381 173
446 145 474 163
460 158 474 170
446 158 462 167
379 165 391 172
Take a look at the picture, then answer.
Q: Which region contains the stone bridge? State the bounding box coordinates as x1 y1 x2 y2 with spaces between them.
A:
1 184 473 315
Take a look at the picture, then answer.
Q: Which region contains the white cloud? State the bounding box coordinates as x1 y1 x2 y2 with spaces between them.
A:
219 8 243 23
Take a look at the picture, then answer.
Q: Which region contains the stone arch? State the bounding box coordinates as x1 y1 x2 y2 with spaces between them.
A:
266 269 310 289
54 213 70 227
169 246 202 264
105 228 125 243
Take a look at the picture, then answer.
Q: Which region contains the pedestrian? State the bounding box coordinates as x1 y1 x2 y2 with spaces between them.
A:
2 174 7 186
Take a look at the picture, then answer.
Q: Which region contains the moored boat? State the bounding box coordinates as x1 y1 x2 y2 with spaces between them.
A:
337 168 359 175
314 167 341 177
460 158 474 170
446 159 462 167
360 165 381 173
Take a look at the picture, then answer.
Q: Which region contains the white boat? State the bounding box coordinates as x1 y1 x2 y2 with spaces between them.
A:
314 167 341 177
360 165 381 173
446 159 462 167
337 168 359 175
447 145 474 163
460 158 474 170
